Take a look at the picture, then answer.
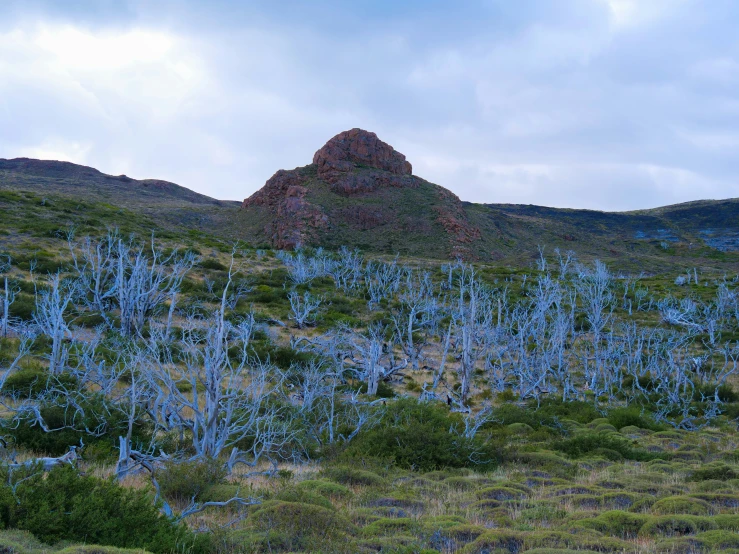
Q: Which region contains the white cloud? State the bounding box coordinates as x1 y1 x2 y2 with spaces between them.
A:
0 0 737 209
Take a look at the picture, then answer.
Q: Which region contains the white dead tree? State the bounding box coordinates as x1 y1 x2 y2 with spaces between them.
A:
0 256 18 338
288 291 323 329
0 325 35 390
575 260 615 394
365 259 403 309
33 274 77 375
277 250 324 285
391 270 441 371
144 259 292 472
323 247 364 291
69 232 197 336
340 323 408 396
450 266 493 406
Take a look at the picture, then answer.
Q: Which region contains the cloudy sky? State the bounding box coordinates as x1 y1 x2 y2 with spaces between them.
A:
1 0 738 210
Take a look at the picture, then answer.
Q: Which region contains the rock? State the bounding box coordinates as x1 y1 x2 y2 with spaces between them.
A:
313 128 412 182
240 128 482 257
242 169 328 250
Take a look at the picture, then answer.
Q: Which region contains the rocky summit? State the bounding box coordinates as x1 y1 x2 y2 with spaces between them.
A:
241 128 483 257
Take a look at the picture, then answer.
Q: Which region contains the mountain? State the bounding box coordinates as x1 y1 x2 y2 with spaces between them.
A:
0 157 243 237
240 128 482 259
240 129 739 268
2 131 739 270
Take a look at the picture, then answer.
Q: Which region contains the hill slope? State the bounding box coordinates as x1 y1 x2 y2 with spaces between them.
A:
2 131 739 270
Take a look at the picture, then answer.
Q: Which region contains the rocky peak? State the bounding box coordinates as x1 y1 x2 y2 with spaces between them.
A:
313 128 412 183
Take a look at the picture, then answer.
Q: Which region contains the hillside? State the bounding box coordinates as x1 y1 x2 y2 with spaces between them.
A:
2 131 739 270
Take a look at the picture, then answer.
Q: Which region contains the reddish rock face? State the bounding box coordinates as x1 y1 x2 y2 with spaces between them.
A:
313 128 412 188
241 128 482 258
313 128 411 176
242 169 328 250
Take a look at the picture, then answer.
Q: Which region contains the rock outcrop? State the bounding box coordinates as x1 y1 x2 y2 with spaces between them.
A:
241 128 482 255
312 129 416 194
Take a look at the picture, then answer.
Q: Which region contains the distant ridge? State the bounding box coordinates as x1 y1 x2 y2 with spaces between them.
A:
2 134 739 268
0 157 234 207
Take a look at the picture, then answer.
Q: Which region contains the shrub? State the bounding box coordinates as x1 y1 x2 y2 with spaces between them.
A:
576 510 651 538
321 466 386 487
353 380 396 398
639 515 716 537
552 432 665 462
155 459 227 502
6 394 151 458
343 399 498 471
296 479 353 500
198 259 227 271
652 496 712 516
274 487 335 510
246 500 352 552
0 465 205 553
606 406 663 431
2 367 78 399
689 463 738 482
534 398 601 424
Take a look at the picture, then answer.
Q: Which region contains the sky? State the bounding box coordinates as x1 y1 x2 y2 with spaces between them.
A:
1 0 738 210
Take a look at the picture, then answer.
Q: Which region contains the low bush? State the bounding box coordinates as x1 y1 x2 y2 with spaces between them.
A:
321 466 386 487
155 459 228 502
606 406 663 431
245 500 352 552
342 399 498 471
689 463 738 482
552 432 665 462
2 367 78 399
6 394 151 458
0 465 205 553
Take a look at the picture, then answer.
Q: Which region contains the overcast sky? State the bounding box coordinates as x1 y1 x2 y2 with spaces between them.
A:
1 0 738 210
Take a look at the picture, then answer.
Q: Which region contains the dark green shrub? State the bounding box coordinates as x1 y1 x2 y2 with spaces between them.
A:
606 406 663 431
321 467 386 487
155 459 227 502
353 380 396 398
652 496 713 516
553 432 665 462
6 394 151 458
246 500 352 552
576 510 650 538
0 465 205 553
198 259 227 271
535 398 601 424
2 367 78 399
296 479 353 500
640 515 715 537
342 399 498 471
689 463 738 482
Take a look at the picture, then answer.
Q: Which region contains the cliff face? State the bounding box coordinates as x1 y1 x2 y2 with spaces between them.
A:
241 128 483 257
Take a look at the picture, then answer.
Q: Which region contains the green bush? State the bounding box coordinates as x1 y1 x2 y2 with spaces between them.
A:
296 479 353 500
274 486 335 510
246 500 352 552
343 399 498 471
155 459 227 502
639 515 715 537
689 463 738 482
321 466 386 487
6 394 151 458
2 367 78 399
576 510 651 538
198 258 227 271
0 465 205 553
553 432 665 462
534 398 601 424
652 496 713 516
606 406 663 431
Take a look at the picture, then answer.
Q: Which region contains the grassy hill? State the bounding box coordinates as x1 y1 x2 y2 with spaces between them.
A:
2 146 739 272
